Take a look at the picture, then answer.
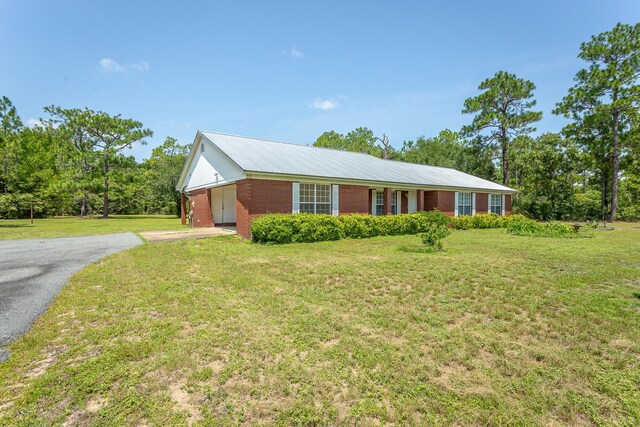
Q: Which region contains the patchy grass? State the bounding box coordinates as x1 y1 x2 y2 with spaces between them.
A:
0 215 184 240
1 227 639 425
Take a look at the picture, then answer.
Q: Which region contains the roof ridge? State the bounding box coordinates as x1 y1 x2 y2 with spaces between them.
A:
199 130 382 159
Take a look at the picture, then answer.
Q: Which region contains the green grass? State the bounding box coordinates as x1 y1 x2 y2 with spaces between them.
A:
0 215 184 240
1 226 639 425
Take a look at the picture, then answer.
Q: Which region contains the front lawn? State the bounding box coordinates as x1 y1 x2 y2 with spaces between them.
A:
1 227 639 425
0 215 184 240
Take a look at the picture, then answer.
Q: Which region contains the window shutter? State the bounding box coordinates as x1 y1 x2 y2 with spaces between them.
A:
396 191 402 214
332 184 339 216
371 190 377 216
292 182 300 214
454 192 459 217
472 193 476 216
501 194 506 216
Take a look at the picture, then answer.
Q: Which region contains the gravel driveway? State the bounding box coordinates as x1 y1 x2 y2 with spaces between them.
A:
0 233 142 362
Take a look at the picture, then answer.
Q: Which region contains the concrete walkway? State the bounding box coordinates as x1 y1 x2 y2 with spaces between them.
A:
138 227 236 243
0 232 142 362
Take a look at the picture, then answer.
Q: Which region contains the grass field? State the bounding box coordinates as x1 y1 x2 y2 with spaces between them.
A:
0 215 184 240
0 226 639 425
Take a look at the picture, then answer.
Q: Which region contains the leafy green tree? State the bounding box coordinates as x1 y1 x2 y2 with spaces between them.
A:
143 136 189 215
555 22 640 220
44 106 102 215
0 96 24 194
314 127 386 157
511 133 583 220
83 110 153 218
400 129 495 179
462 71 543 186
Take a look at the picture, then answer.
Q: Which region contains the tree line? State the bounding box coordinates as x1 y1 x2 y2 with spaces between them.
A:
314 23 640 221
0 101 189 219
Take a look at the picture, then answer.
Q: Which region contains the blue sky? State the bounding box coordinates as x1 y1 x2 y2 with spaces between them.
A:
2 1 638 160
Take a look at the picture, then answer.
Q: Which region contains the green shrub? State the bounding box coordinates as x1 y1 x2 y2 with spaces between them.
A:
251 210 451 243
619 205 640 222
505 217 589 238
250 213 343 244
450 215 473 230
471 213 503 228
418 222 452 252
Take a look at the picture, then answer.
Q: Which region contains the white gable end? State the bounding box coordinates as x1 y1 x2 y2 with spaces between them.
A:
182 138 244 191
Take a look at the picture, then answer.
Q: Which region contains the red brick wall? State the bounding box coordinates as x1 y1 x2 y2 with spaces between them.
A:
476 193 488 214
417 190 425 212
189 188 213 227
424 191 438 211
339 185 369 214
505 194 512 216
437 191 456 216
236 178 293 239
383 188 392 215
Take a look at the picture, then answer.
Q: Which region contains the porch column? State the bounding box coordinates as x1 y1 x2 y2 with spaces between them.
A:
383 187 392 215
417 190 425 212
180 193 187 225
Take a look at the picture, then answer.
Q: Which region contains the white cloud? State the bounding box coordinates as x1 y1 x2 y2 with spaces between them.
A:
99 57 125 72
98 58 150 73
311 98 339 111
283 46 304 59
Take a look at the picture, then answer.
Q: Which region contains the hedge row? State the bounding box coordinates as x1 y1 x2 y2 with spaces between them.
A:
449 213 528 230
251 211 522 244
251 211 452 244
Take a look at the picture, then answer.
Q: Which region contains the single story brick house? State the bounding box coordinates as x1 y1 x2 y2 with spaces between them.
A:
176 131 516 239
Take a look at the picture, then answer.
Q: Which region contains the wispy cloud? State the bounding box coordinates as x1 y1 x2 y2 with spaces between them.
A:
98 58 150 73
282 46 304 59
131 61 150 71
311 98 339 111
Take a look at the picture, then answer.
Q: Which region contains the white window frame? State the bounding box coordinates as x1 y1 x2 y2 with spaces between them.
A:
374 190 384 216
456 192 473 217
299 183 331 214
489 194 503 216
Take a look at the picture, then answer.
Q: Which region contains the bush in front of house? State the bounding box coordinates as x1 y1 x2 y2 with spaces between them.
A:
250 213 343 244
251 210 451 243
451 213 529 230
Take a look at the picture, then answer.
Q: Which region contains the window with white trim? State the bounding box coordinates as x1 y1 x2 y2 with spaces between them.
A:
457 192 472 216
391 192 397 214
375 191 384 216
300 183 331 214
489 194 503 215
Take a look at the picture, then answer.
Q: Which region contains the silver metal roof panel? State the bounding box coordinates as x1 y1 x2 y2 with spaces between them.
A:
199 131 515 192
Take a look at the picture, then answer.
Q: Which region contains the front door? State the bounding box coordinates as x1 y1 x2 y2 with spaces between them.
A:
222 188 236 223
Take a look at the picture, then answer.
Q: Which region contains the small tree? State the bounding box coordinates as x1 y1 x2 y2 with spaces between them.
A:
418 223 452 252
462 71 543 186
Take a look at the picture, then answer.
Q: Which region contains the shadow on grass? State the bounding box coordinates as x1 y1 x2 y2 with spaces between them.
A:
0 224 30 228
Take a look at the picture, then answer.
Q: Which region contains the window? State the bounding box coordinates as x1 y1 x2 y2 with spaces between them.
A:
300 183 331 214
391 192 397 214
457 192 472 216
490 194 503 215
375 191 384 216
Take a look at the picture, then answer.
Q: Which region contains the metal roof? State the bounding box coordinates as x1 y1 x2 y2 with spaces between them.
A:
199 131 515 192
